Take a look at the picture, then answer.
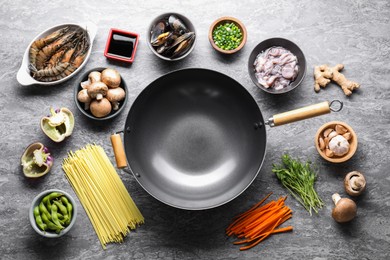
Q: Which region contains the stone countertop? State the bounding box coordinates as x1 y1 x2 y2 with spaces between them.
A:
1 0 389 259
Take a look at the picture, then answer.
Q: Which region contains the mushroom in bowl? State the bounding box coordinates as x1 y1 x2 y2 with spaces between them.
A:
75 67 128 120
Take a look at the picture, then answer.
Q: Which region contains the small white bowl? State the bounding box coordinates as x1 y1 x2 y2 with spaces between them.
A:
17 22 97 86
29 189 77 238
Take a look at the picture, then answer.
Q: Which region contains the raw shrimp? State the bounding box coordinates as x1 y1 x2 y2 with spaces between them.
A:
29 27 69 66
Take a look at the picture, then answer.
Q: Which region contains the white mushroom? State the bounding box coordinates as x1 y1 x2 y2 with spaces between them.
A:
77 89 92 110
106 87 126 110
88 82 108 100
101 68 121 88
328 135 350 156
90 98 112 118
344 171 366 196
80 71 102 89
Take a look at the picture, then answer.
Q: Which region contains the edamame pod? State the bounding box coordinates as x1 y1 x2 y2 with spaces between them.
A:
33 206 47 231
61 196 73 225
53 200 68 216
41 211 63 233
39 201 52 221
51 204 64 229
42 192 63 206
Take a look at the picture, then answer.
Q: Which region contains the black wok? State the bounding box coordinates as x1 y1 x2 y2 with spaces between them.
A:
111 68 342 210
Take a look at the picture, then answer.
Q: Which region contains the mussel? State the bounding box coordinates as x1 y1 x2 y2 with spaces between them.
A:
150 15 195 59
150 21 166 44
151 31 173 47
168 15 188 34
168 32 195 58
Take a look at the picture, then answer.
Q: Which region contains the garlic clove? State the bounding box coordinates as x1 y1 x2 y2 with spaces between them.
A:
328 131 338 140
343 132 352 141
324 137 330 147
323 128 333 138
319 137 325 150
336 124 348 134
325 149 334 157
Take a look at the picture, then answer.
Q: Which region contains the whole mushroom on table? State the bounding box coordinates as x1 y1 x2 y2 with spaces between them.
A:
78 68 126 118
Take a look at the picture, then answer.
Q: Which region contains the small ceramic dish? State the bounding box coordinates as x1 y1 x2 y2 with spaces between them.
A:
248 38 306 94
29 189 77 238
75 67 128 120
104 28 139 63
315 121 358 163
147 12 196 61
208 16 247 54
17 22 97 86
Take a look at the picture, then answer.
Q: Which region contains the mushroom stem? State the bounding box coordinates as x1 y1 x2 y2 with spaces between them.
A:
332 193 341 205
350 176 363 190
96 93 103 100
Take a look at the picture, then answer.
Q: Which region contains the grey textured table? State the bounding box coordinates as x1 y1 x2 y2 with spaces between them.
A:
1 0 389 259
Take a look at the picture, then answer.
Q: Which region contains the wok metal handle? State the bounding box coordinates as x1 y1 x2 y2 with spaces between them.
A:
110 133 127 169
266 100 343 127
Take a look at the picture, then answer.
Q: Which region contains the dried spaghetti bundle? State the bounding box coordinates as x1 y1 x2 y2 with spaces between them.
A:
62 144 144 248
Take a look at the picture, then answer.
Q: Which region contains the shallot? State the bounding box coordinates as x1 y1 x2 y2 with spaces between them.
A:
253 46 299 90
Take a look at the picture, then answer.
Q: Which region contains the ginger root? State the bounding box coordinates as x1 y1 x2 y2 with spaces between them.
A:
314 64 360 96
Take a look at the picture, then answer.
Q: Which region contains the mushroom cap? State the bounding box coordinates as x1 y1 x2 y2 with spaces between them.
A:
101 68 121 88
344 171 366 196
90 98 112 118
106 87 126 102
77 89 92 103
87 82 108 100
88 71 101 83
332 195 357 223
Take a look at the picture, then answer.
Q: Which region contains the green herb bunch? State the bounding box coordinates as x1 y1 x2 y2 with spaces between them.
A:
272 154 323 215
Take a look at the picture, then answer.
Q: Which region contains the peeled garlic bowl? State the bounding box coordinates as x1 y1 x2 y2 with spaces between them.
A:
315 121 358 163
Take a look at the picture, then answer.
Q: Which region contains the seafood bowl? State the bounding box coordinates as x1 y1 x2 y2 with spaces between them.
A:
29 189 77 238
147 13 196 61
75 67 128 121
17 22 97 86
315 121 358 163
248 38 306 94
208 16 247 54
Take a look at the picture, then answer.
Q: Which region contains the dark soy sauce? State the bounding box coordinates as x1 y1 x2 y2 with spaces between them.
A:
107 33 136 58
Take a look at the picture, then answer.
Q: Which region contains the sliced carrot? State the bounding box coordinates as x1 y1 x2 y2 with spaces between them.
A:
226 194 293 251
239 218 282 250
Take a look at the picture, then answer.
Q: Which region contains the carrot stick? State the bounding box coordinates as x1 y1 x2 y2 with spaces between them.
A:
233 226 293 245
226 194 293 251
233 192 273 219
239 218 282 250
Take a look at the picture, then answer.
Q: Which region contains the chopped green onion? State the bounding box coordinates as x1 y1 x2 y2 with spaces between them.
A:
212 22 243 50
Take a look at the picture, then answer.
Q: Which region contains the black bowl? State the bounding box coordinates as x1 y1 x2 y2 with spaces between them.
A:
248 38 306 94
75 67 128 120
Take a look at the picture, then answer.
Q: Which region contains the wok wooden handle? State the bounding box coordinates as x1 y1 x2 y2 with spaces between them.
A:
110 133 127 169
271 101 331 127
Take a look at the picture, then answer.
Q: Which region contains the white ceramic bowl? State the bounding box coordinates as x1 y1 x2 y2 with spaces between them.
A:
17 22 97 86
29 189 77 238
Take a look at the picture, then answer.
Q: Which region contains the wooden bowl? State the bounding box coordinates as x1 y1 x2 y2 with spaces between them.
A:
208 17 247 54
315 121 358 163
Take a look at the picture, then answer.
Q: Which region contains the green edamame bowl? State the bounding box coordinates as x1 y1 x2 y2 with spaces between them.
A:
29 189 77 238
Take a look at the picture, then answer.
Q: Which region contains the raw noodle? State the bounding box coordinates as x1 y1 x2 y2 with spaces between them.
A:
62 144 144 249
